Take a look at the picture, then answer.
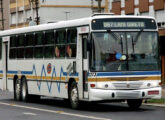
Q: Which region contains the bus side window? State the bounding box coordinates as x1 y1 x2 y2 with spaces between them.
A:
25 33 34 58
0 38 2 59
9 35 17 59
44 30 54 58
67 28 77 58
17 34 25 59
34 32 44 58
55 30 66 58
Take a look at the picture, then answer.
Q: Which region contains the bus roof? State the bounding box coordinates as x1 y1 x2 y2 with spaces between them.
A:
0 15 155 37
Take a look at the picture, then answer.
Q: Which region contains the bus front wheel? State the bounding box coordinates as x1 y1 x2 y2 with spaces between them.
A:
69 82 79 109
127 99 142 109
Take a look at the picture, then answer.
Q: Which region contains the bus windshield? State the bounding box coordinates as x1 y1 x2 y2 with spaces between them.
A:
90 31 160 72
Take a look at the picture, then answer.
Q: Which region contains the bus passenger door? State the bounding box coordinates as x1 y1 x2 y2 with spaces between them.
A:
82 35 89 99
77 26 89 100
2 36 9 90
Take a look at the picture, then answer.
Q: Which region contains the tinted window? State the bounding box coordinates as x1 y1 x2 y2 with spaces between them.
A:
56 30 66 44
45 31 54 44
44 46 54 58
55 30 66 58
66 29 77 58
34 47 43 58
10 48 17 59
35 32 44 45
17 34 24 46
17 48 24 58
25 47 33 58
26 33 34 46
10 36 17 47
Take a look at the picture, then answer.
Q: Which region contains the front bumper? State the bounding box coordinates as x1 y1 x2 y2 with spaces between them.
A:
89 87 162 101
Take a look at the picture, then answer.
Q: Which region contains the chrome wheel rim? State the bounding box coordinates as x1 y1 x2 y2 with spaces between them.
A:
71 87 78 104
15 80 20 99
22 83 26 100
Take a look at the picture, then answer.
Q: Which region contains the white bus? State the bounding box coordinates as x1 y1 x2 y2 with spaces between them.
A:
0 14 162 109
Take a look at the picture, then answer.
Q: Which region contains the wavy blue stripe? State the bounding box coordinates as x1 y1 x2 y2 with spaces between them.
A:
96 71 161 77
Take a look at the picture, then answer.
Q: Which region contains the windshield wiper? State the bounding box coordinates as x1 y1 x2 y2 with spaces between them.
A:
107 29 123 53
107 29 120 41
133 29 143 44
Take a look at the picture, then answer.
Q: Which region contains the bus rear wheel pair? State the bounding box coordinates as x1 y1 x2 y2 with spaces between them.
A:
14 77 40 102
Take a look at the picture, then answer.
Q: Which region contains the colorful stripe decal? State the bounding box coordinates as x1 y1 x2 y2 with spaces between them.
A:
88 76 161 82
96 71 161 76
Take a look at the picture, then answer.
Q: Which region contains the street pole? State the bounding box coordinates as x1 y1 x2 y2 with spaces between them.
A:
98 0 102 13
64 12 70 21
35 0 39 25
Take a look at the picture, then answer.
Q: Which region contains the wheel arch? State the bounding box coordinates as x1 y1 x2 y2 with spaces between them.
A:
68 78 76 96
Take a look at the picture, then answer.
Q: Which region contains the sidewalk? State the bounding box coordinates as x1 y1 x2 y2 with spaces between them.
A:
162 85 165 98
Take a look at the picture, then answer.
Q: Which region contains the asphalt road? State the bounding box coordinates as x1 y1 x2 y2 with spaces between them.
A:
0 90 165 120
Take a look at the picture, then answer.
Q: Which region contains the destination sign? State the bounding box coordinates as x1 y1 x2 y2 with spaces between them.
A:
92 18 157 30
103 22 145 28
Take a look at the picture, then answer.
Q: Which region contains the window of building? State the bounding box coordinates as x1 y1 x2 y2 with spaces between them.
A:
67 28 77 58
18 11 24 23
55 30 66 58
11 13 16 24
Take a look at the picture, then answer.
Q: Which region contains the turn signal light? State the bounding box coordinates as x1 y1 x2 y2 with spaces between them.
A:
148 90 159 95
90 84 96 88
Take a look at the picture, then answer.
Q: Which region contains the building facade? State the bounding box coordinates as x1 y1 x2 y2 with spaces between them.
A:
10 0 37 29
10 0 109 29
0 0 9 30
110 0 165 35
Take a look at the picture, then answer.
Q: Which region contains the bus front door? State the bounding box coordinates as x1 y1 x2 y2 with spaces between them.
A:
2 36 9 90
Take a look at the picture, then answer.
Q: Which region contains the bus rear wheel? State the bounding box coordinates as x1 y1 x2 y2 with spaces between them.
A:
21 78 29 102
127 99 142 109
14 78 21 101
69 82 79 109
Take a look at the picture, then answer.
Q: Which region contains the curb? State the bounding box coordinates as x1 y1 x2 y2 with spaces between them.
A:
143 103 165 107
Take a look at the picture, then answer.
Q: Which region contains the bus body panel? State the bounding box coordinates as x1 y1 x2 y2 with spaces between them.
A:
0 15 162 104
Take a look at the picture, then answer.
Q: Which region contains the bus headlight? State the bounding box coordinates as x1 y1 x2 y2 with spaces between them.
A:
97 84 103 88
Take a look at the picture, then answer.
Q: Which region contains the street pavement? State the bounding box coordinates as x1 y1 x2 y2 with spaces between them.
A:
0 90 165 120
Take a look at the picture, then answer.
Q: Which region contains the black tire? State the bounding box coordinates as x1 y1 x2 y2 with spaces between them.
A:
21 78 40 102
69 82 79 109
127 99 142 110
21 77 29 102
14 78 21 101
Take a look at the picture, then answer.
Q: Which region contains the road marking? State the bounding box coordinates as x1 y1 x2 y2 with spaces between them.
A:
23 112 37 116
0 102 112 120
